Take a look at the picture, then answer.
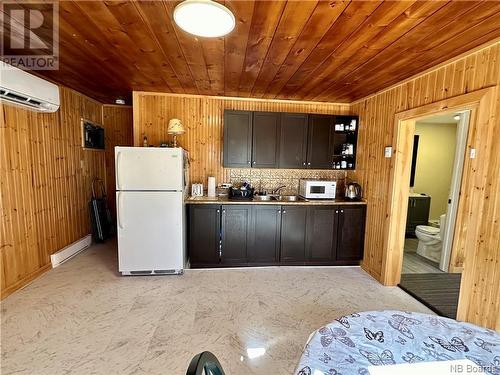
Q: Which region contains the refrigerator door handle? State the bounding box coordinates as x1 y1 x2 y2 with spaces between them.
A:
116 151 123 190
117 192 124 229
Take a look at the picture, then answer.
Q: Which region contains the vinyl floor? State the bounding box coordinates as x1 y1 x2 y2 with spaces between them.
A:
1 241 433 375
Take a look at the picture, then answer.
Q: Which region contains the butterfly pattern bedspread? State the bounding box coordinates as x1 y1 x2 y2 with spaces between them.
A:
294 310 500 375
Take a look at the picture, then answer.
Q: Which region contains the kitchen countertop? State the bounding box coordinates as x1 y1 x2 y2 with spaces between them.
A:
185 196 367 206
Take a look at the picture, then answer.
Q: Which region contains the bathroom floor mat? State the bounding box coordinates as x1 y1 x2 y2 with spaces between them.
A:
399 273 461 319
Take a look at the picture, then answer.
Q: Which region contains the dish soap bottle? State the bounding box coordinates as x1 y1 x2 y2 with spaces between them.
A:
143 136 148 147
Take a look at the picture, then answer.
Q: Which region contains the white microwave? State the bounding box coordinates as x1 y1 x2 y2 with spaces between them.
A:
299 180 337 200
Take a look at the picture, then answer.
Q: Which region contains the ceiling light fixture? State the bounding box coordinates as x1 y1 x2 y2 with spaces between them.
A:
173 0 235 38
115 98 125 105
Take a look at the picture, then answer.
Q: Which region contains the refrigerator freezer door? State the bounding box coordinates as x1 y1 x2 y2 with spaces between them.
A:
115 147 183 191
117 191 184 273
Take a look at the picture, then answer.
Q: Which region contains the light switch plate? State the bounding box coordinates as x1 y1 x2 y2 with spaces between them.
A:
470 148 476 159
384 146 392 158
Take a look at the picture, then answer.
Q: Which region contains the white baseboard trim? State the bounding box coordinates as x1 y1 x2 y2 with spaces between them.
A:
50 235 92 268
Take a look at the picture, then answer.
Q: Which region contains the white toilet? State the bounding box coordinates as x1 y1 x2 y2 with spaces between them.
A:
415 214 446 263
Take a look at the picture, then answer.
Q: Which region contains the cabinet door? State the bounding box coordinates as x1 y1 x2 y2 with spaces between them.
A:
307 115 334 169
221 205 251 265
280 206 308 263
248 205 281 264
279 113 308 168
189 205 220 266
336 205 366 262
223 110 253 168
306 206 337 263
406 196 431 235
252 112 280 168
405 198 415 235
413 197 431 224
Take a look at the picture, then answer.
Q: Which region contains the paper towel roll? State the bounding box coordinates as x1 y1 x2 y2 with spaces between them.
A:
208 176 216 197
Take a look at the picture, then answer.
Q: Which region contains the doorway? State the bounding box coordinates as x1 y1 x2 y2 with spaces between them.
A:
398 111 469 318
378 87 496 326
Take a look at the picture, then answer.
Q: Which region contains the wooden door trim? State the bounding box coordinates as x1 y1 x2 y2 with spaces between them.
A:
380 86 497 321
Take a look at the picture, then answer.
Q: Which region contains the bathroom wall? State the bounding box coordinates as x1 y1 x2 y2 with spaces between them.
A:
413 122 457 221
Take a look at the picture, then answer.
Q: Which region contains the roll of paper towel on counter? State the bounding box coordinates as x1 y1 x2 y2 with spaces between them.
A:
208 176 216 197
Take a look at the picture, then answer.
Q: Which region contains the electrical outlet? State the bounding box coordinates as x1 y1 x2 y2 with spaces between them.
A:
384 146 392 158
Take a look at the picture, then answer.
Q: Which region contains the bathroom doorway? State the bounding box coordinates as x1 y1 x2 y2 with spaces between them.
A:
399 110 470 318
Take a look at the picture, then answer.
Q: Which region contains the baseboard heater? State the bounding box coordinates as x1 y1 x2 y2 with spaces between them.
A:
50 234 92 268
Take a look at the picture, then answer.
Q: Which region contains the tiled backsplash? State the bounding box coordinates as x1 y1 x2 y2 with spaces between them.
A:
228 169 346 195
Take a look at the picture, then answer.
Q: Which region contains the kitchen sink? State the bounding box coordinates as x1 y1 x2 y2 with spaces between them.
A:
253 195 273 201
272 195 301 201
253 195 303 202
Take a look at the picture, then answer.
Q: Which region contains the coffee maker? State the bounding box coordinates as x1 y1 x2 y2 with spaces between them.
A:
345 182 362 201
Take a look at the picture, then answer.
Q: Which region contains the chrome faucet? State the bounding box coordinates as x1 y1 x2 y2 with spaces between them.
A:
271 185 286 195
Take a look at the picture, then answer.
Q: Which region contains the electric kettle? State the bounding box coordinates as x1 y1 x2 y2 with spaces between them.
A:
345 182 362 201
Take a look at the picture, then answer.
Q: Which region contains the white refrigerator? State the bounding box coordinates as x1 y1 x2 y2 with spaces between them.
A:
115 147 188 275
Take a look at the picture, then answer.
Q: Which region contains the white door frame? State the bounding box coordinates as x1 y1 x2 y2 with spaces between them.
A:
439 110 470 272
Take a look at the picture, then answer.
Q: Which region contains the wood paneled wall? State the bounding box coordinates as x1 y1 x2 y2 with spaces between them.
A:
132 92 351 184
102 105 133 218
0 88 132 299
349 41 500 330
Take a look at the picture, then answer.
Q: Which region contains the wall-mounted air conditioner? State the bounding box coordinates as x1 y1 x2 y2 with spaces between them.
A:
0 62 60 113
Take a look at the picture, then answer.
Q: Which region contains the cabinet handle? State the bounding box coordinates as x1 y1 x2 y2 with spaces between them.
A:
217 209 220 213
278 210 281 213
303 162 306 166
222 209 226 214
248 161 251 165
307 162 311 166
341 210 344 213
335 210 339 214
283 210 286 214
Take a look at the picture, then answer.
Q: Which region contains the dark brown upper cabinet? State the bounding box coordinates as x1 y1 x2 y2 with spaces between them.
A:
223 110 253 168
224 110 358 170
252 112 280 168
307 114 334 169
278 113 309 169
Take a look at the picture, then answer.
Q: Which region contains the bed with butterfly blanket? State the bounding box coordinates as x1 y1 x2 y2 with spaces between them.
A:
294 310 500 375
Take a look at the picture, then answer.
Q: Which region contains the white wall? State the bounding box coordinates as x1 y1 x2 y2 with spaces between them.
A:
413 122 457 221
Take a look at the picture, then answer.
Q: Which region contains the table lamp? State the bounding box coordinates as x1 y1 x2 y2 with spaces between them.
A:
167 118 185 147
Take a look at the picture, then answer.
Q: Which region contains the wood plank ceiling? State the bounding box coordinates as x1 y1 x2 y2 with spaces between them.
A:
18 0 500 103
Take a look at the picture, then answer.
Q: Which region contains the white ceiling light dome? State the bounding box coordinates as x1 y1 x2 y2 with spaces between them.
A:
173 0 235 38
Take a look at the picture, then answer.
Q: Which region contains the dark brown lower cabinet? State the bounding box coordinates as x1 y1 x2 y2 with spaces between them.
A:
280 206 308 264
221 205 251 265
188 205 220 267
306 206 338 264
248 205 281 264
188 204 365 268
336 205 366 262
